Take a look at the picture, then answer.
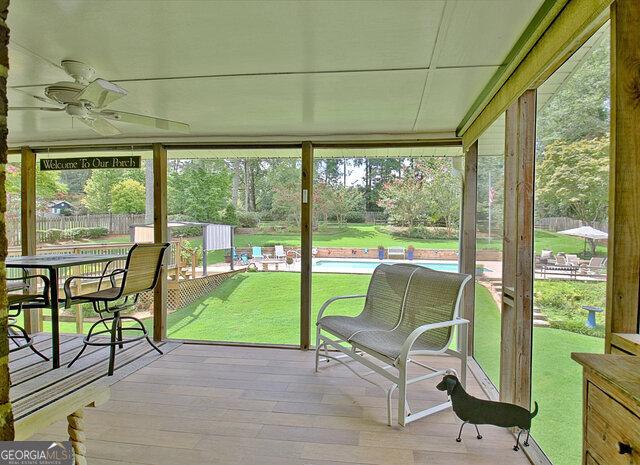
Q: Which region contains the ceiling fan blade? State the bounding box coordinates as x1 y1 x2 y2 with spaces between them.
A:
10 106 65 111
100 110 190 133
12 87 60 105
77 78 127 109
77 116 122 136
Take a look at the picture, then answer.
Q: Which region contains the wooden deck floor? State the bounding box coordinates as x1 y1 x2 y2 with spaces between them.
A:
28 343 531 465
9 333 178 420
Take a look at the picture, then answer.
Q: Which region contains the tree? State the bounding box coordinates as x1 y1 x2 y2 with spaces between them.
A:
271 180 300 226
6 165 67 212
537 36 610 145
419 159 461 236
536 137 609 228
83 168 144 213
377 173 430 228
168 159 232 222
327 185 364 224
111 179 146 214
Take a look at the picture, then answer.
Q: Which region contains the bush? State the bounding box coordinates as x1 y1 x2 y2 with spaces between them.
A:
39 229 63 243
172 225 203 238
343 211 366 223
39 227 108 243
63 228 83 240
237 211 259 228
85 227 108 239
534 281 606 337
382 225 457 240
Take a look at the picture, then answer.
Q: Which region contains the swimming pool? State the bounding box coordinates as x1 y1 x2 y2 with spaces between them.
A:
314 259 467 273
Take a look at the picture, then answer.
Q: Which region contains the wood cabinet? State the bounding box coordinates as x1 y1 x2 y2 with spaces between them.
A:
573 353 640 465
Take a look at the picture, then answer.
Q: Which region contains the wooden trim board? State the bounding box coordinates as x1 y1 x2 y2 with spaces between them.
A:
153 143 168 342
605 0 640 351
460 141 478 354
300 141 313 350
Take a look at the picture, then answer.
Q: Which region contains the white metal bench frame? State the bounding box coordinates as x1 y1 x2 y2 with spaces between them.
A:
315 273 470 427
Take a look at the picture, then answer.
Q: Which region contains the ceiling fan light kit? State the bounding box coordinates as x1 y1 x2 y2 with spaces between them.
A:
10 60 191 136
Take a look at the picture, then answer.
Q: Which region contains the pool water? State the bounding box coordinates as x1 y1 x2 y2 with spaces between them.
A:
314 260 466 273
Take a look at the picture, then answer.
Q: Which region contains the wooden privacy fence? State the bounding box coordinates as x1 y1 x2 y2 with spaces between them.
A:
6 213 147 246
535 217 608 232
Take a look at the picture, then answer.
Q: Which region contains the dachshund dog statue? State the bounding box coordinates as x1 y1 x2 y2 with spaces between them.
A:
436 374 538 451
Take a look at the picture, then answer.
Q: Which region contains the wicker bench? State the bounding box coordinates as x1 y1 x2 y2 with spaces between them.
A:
316 263 470 426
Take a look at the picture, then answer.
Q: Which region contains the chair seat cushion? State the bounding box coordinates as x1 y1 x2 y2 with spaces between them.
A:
8 293 42 306
349 329 445 361
72 287 121 301
318 315 393 341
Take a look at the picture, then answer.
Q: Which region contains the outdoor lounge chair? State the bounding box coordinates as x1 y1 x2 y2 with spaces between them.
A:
7 272 51 360
65 243 170 375
387 247 405 259
316 263 471 426
274 245 286 260
565 254 581 266
251 246 265 261
581 257 606 274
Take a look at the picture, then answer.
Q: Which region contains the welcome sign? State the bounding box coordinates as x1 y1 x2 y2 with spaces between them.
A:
40 156 141 171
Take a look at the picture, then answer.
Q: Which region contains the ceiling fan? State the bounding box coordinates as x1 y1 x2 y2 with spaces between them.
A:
10 60 190 136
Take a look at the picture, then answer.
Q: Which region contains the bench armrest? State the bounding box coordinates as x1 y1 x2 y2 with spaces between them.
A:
398 318 469 361
316 294 367 323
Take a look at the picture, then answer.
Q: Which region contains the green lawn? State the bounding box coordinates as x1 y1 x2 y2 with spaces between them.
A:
166 272 370 343
474 283 602 465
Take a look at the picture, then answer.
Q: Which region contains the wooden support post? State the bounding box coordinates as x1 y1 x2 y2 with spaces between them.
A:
152 143 168 342
20 146 40 333
300 142 313 350
459 141 478 354
605 0 640 352
500 89 536 409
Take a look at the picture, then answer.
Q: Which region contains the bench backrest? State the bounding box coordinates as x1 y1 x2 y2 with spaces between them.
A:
359 264 469 350
358 264 416 329
388 247 405 253
401 266 470 350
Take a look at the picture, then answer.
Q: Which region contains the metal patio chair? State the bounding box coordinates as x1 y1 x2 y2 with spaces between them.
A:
316 263 471 426
7 272 51 361
65 243 170 375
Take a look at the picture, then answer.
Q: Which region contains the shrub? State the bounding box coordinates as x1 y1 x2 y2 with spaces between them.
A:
534 281 606 337
40 227 109 242
343 211 366 223
39 229 63 243
86 227 108 239
237 211 259 228
172 225 203 238
387 225 457 240
62 228 83 240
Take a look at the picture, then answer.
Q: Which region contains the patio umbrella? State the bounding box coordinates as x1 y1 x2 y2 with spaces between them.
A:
557 226 608 254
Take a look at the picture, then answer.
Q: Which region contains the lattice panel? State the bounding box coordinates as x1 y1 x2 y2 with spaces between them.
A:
136 270 242 312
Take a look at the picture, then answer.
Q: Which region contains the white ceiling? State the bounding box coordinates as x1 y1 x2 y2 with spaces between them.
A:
7 0 544 147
